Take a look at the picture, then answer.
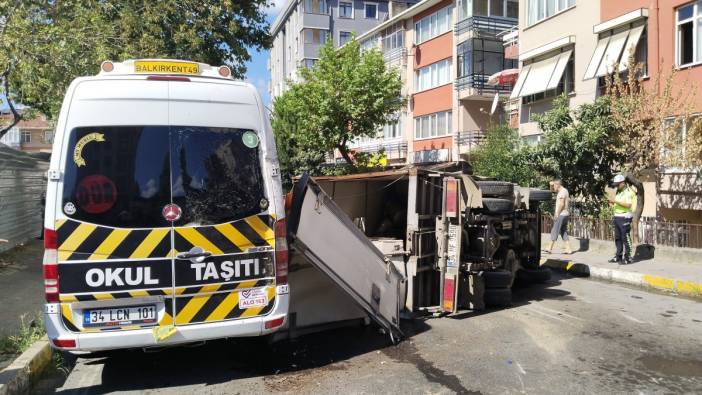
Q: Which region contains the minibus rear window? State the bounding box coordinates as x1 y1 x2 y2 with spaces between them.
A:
62 126 266 228
62 127 172 228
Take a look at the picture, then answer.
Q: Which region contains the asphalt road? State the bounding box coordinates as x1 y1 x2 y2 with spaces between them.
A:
49 273 702 394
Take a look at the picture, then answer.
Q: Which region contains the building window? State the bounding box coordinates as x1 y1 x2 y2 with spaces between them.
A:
303 59 318 69
21 131 31 144
527 0 575 26
339 31 352 46
382 29 404 52
384 118 402 139
365 2 378 19
414 111 452 139
339 1 353 18
466 0 519 19
676 1 702 66
360 35 380 52
304 0 328 14
415 59 452 91
303 29 328 44
43 130 54 144
662 115 700 165
457 38 518 79
414 6 452 44
522 55 574 104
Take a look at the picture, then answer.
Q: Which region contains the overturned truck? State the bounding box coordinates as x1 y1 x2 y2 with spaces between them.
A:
284 162 551 341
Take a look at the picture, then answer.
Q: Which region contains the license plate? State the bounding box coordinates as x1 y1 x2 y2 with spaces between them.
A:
83 305 157 327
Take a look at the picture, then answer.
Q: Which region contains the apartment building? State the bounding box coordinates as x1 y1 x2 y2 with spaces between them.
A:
347 0 518 164
599 0 702 223
0 112 53 154
269 0 419 98
509 0 702 223
509 0 599 144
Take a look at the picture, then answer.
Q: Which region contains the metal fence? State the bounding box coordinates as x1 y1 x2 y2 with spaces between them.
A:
541 215 702 249
0 144 48 252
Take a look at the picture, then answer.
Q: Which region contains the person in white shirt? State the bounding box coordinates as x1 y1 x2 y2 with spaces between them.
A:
544 180 573 254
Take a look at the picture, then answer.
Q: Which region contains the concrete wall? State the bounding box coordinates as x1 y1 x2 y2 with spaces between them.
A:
0 145 48 252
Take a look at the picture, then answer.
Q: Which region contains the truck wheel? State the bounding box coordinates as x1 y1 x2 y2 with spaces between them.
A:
517 266 552 283
477 181 514 198
481 198 514 214
484 288 512 307
528 188 552 201
482 270 513 288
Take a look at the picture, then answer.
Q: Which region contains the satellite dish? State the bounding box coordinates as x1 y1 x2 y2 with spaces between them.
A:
490 92 499 115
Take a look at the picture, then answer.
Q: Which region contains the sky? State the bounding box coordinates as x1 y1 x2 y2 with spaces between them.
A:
245 1 286 107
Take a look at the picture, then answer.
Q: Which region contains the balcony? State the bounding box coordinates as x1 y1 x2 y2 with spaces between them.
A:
455 73 513 99
383 47 408 66
455 130 486 154
455 15 517 38
352 140 408 161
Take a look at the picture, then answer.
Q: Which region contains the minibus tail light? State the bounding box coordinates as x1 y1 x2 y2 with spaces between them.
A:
44 228 59 303
274 219 288 285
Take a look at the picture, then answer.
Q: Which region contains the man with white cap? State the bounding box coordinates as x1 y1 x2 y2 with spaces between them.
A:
608 174 635 264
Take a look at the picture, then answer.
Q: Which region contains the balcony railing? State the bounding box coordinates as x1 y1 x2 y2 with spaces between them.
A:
542 215 702 249
455 15 518 37
353 140 408 158
455 73 513 95
383 47 408 64
455 130 486 152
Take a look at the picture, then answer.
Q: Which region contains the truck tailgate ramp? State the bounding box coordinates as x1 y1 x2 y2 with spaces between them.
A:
287 174 404 342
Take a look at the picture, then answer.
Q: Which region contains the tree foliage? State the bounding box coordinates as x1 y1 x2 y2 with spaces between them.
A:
470 125 543 187
0 0 272 138
532 95 624 215
604 57 702 236
271 38 404 182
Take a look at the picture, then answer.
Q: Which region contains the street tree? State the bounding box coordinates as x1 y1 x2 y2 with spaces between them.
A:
605 60 702 235
469 125 543 187
271 38 404 180
0 0 272 139
532 95 625 215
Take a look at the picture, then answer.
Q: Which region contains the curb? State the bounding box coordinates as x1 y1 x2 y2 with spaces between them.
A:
0 337 53 395
540 258 702 300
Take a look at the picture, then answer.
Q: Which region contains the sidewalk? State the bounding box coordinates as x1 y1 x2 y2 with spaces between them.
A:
540 235 702 299
0 239 45 335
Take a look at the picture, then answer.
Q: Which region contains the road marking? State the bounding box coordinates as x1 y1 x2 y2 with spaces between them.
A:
619 312 648 324
531 305 584 321
525 307 567 323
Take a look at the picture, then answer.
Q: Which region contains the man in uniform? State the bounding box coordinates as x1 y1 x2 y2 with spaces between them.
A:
608 175 635 264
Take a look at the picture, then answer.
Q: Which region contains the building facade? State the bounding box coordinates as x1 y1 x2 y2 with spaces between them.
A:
269 0 419 98
0 112 53 154
346 0 518 164
509 0 702 223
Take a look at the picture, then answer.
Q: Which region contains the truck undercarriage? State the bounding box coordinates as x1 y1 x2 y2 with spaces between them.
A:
284 162 551 340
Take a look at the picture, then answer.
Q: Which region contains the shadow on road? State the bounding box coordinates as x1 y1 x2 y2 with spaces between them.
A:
53 319 432 394
449 271 575 320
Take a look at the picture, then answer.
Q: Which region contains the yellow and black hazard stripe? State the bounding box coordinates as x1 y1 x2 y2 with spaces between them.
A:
60 298 175 333
58 287 173 302
174 281 276 325
56 220 171 261
55 214 275 261
174 214 275 254
175 279 273 296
